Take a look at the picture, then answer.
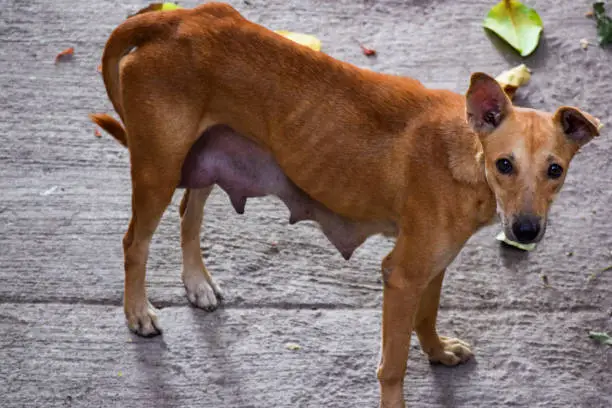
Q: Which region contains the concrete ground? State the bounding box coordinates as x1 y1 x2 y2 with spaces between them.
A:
1 0 611 407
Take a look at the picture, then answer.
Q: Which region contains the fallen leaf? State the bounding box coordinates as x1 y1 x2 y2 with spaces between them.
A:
357 42 376 57
495 231 536 251
483 0 543 57
592 2 612 46
589 331 612 346
275 31 322 51
494 64 531 99
128 2 181 18
94 128 102 138
285 342 301 351
55 47 74 64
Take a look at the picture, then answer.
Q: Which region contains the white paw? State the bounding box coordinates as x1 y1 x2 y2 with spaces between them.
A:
183 273 224 312
125 302 162 337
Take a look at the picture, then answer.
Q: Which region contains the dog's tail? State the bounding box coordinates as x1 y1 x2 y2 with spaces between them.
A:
92 9 182 148
89 113 128 147
100 10 181 120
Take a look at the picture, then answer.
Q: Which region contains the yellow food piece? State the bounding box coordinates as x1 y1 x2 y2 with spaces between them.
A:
495 64 531 99
275 31 322 51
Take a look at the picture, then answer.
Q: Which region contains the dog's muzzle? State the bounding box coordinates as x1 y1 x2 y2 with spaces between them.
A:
510 214 543 244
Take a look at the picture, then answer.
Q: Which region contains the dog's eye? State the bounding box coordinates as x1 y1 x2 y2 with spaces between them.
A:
547 163 564 179
495 158 513 175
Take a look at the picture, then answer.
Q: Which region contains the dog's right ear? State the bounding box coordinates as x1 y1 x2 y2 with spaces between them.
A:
465 72 511 135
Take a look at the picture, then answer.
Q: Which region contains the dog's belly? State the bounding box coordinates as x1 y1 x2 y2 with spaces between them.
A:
179 125 396 259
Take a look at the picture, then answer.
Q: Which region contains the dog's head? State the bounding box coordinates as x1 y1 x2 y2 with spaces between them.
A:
465 72 601 244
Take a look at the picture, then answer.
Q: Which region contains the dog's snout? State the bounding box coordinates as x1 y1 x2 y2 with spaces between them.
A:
511 215 541 244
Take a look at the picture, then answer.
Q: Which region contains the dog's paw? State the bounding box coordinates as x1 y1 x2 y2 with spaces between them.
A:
183 273 224 312
126 302 162 337
428 336 473 366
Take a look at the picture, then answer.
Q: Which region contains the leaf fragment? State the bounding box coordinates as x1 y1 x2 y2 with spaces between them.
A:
580 38 590 50
494 64 531 99
275 31 322 51
589 331 612 346
55 47 74 64
592 2 612 46
495 231 536 251
285 342 301 351
483 0 543 57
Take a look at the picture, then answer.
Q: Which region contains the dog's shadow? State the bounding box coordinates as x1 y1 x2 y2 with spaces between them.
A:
484 29 550 71
131 335 180 408
429 358 479 407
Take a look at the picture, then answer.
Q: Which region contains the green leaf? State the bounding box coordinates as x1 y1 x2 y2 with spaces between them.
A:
483 0 543 57
588 331 612 346
593 2 612 46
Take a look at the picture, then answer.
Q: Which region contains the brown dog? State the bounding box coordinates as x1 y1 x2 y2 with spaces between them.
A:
91 3 601 407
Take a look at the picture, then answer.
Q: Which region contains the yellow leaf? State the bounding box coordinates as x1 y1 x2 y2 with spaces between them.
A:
494 64 531 99
275 31 322 51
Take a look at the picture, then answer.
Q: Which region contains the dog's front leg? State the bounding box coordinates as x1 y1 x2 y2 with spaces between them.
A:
377 233 431 408
415 270 473 365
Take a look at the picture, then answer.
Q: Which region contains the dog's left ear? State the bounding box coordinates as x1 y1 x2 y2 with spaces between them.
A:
554 106 601 146
465 72 512 135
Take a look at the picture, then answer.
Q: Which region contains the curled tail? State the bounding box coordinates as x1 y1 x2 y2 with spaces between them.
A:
90 9 182 147
100 11 180 119
89 113 128 147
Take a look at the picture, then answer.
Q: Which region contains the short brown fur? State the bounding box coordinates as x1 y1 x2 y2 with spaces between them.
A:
91 3 600 407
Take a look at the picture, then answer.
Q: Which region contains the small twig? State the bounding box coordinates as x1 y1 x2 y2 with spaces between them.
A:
587 265 612 282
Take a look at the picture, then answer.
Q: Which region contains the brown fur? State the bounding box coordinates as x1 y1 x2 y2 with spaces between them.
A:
91 3 600 407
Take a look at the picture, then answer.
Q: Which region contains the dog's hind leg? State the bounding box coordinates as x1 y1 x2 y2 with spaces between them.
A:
121 105 203 337
179 187 224 311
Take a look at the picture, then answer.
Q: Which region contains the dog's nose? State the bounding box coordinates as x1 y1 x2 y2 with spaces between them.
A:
511 216 541 243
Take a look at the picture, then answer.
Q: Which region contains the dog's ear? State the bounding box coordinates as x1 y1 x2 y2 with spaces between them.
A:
554 106 601 146
465 72 511 135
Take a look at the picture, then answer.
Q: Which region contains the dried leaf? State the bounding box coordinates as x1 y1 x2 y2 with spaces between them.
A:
495 64 531 99
358 43 376 57
275 31 322 51
592 2 612 46
589 331 612 346
55 47 74 64
483 0 543 57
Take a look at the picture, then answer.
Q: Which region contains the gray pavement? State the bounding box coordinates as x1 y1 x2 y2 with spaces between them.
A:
1 0 611 407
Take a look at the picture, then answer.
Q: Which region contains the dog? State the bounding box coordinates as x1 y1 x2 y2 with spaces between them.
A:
90 3 601 407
